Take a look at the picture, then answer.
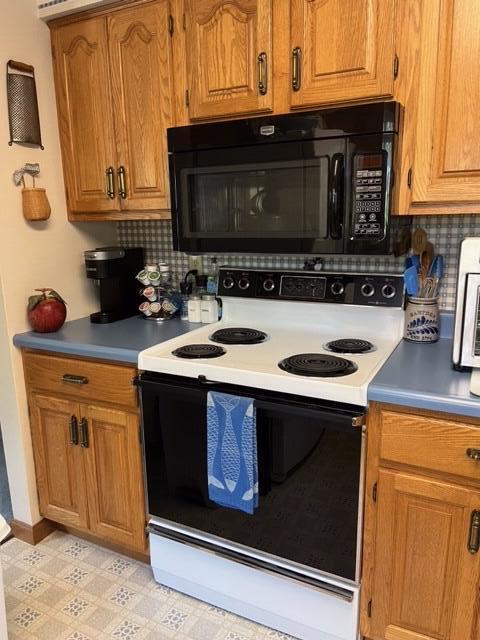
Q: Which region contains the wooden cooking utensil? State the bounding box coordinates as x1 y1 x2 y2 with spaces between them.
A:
412 227 428 254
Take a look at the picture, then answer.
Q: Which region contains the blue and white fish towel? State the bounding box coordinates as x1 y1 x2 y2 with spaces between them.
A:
207 391 258 515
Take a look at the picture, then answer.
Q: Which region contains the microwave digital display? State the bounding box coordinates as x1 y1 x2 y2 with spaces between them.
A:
357 154 383 168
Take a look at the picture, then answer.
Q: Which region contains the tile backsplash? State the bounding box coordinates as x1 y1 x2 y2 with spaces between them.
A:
118 215 480 311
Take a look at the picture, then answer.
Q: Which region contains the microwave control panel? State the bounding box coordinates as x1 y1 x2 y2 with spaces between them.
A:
352 153 386 239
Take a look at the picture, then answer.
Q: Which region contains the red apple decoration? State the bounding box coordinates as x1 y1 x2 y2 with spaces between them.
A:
27 288 67 333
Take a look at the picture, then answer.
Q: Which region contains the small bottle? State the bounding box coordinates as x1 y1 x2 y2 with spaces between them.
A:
195 274 208 297
201 295 219 324
206 257 219 294
188 295 202 322
179 282 191 320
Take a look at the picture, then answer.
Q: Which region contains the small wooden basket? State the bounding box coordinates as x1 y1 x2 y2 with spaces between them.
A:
22 188 50 221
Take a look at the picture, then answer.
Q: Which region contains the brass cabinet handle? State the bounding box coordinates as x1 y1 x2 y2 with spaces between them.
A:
79 418 89 448
62 374 89 385
292 47 302 91
68 415 79 445
468 510 480 554
106 166 115 199
117 166 127 199
257 51 268 95
467 448 480 461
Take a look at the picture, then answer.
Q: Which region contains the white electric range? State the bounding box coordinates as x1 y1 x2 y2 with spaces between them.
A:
138 268 405 640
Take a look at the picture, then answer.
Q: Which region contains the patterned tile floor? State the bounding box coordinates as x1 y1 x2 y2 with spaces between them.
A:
0 531 295 640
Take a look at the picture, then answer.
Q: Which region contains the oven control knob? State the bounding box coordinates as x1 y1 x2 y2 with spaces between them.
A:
222 276 235 290
361 282 375 298
263 278 275 292
381 284 396 299
330 282 344 296
238 277 250 291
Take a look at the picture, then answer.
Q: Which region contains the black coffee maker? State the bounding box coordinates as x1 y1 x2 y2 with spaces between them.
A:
84 247 144 323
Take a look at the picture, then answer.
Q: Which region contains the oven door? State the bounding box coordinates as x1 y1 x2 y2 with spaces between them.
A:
169 138 347 255
139 372 365 585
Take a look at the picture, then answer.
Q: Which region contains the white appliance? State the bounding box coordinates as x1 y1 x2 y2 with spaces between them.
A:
138 268 405 640
37 0 117 21
452 238 480 395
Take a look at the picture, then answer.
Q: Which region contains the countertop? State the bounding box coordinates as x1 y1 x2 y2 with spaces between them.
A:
368 337 480 419
13 315 197 364
13 312 480 419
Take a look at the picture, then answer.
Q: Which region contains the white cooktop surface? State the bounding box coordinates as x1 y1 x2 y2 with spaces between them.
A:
139 298 404 406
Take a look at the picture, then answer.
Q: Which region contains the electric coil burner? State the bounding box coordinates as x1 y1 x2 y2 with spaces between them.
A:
172 344 226 359
325 339 375 354
210 327 268 345
278 353 358 377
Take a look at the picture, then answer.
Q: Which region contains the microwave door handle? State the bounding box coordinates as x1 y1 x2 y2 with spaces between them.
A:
329 153 344 240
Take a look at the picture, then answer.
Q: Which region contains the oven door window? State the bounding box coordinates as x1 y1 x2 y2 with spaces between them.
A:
174 140 346 253
142 379 362 582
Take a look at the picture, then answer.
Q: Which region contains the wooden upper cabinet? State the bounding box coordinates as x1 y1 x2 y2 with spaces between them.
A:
29 394 89 529
52 18 118 213
371 470 480 640
410 0 480 211
185 0 273 119
108 2 173 210
289 0 396 108
51 0 173 219
83 405 146 551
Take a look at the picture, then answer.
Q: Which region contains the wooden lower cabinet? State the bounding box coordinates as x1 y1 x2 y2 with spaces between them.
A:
362 403 480 640
25 352 147 554
83 405 146 551
370 470 480 640
30 394 89 529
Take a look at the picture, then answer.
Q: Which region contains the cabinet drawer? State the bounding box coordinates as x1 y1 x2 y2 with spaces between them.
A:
379 409 480 483
23 351 137 408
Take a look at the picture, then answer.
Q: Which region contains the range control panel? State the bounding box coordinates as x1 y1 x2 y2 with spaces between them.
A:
352 152 387 240
217 269 404 307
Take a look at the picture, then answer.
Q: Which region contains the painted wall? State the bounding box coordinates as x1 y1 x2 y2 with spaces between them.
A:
0 0 116 525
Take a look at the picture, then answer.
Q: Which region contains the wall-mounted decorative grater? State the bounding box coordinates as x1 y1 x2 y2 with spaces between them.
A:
7 60 44 149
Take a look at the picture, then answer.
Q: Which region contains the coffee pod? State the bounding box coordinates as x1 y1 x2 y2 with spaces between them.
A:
145 263 159 272
148 271 161 286
149 302 161 315
143 286 157 302
162 299 176 314
136 270 150 286
139 302 151 316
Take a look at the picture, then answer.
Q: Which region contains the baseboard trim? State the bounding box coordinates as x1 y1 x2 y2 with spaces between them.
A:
10 518 56 545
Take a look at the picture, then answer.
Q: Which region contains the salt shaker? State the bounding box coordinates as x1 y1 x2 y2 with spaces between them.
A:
187 295 202 322
201 295 218 323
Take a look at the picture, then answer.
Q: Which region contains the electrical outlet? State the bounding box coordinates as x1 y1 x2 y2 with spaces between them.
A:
188 255 203 272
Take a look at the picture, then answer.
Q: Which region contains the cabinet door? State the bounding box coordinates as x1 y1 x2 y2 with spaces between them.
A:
410 0 480 210
371 469 480 640
82 405 146 552
108 1 173 211
290 0 395 108
52 17 119 213
29 395 88 529
185 0 273 120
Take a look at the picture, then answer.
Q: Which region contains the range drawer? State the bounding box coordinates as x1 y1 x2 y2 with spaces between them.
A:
379 409 480 483
22 351 137 409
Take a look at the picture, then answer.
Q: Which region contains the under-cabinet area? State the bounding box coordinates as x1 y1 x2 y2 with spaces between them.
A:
22 350 147 556
48 0 480 219
361 403 480 640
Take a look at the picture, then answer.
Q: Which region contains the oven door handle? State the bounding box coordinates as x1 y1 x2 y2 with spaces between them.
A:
329 153 344 240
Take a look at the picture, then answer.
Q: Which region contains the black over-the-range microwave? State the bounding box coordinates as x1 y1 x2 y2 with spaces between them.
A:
167 101 407 255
